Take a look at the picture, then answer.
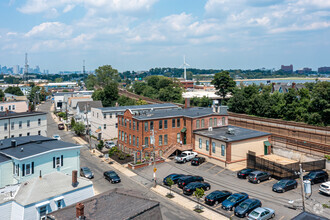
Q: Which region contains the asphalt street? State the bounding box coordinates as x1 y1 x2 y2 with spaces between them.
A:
38 100 204 220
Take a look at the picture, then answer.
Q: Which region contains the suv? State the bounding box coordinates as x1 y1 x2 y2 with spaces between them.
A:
248 171 271 184
105 141 116 149
304 170 329 185
175 151 198 163
177 175 204 188
183 182 211 195
191 157 205 166
319 181 330 195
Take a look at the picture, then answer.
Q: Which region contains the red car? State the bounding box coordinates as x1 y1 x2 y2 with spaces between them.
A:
58 123 65 130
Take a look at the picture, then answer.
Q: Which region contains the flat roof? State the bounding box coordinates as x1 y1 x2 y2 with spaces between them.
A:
0 111 46 120
132 106 228 120
0 135 80 160
194 125 270 142
98 103 178 113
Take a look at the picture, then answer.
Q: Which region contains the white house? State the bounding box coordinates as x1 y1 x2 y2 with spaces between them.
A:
75 101 103 126
90 103 179 140
0 111 47 139
53 91 93 112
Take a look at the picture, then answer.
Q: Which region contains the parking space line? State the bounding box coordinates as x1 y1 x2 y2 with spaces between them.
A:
279 216 284 220
216 168 226 175
259 179 275 185
206 164 217 172
197 162 208 169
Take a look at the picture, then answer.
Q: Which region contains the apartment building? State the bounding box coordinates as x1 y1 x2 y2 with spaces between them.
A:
0 111 47 139
90 103 179 140
0 101 28 113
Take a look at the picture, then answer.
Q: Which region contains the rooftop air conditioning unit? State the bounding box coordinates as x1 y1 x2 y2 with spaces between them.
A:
208 127 213 131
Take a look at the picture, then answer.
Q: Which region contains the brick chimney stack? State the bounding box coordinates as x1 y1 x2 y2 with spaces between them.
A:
72 170 78 187
184 98 190 108
76 203 84 219
292 82 296 89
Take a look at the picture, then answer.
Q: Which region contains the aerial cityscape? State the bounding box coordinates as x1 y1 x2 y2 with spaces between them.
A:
0 1 329 220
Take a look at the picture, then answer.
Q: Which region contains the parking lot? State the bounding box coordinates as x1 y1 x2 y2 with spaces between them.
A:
133 158 330 219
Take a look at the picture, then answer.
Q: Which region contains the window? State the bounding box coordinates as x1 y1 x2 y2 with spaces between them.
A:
26 163 31 175
38 130 41 135
144 122 148 131
11 135 14 138
97 113 99 118
196 120 200 129
125 119 127 127
177 118 180 127
159 120 163 129
133 121 136 130
27 120 30 127
27 132 30 136
12 105 15 110
121 118 124 126
115 123 118 128
119 131 121 140
8 105 11 110
206 140 209 151
129 120 131 129
150 121 154 130
222 117 225 126
164 120 168 129
4 123 7 131
11 122 14 130
104 114 106 119
104 124 106 129
39 205 48 219
201 119 205 128
4 136 7 139
53 156 63 168
177 133 180 143
221 145 225 156
19 121 22 128
121 131 124 141
110 113 112 118
199 138 202 149
19 134 22 137
209 118 213 127
56 200 62 209
137 137 139 147
137 122 139 131
0 106 3 111
172 119 175 128
214 118 217 127
125 133 127 143
15 164 19 176
133 135 135 146
129 135 131 145
164 135 168 145
212 142 216 153
159 135 163 146
145 137 149 147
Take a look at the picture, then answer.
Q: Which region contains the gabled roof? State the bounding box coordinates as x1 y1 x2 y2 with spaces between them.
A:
98 103 178 113
0 135 80 160
77 101 103 112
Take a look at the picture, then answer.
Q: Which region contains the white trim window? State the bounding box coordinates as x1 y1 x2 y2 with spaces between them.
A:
199 138 202 149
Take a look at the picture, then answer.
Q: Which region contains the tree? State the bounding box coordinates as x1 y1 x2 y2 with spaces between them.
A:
71 117 76 128
136 99 148 105
212 71 236 104
97 140 104 151
4 87 24 96
166 177 174 198
117 95 136 106
92 82 119 107
95 65 119 87
133 81 147 95
0 89 4 100
39 87 48 101
85 74 97 90
73 122 86 136
146 75 160 89
55 78 63 83
193 188 205 211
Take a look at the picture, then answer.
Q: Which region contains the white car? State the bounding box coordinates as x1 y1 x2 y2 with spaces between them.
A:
319 181 330 195
105 141 116 149
248 207 275 220
175 151 198 163
52 134 61 140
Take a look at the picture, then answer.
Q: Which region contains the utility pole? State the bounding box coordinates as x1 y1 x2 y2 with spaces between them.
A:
299 163 306 212
85 104 92 150
152 129 157 188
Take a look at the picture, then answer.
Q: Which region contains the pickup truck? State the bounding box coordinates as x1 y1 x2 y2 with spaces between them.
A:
175 151 198 163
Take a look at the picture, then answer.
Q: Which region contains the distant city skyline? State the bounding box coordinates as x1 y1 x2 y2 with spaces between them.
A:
0 0 329 73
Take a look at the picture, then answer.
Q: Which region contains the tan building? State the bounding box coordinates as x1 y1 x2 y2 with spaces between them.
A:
193 126 271 171
0 101 28 113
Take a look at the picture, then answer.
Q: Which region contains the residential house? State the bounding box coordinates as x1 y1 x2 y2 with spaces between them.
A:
117 106 228 158
0 135 82 187
0 111 47 139
75 101 103 126
271 82 306 94
90 103 179 140
53 91 93 112
193 125 271 170
47 188 162 220
0 101 28 113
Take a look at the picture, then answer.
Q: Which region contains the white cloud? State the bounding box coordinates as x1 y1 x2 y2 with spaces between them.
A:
25 22 73 38
63 4 75 13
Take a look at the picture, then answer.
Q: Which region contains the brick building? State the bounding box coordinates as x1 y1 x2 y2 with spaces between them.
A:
117 106 228 158
281 64 293 73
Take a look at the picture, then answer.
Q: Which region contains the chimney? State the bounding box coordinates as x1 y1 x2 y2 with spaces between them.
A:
72 170 78 187
76 203 85 219
185 98 190 108
11 140 17 147
292 82 296 89
39 170 42 179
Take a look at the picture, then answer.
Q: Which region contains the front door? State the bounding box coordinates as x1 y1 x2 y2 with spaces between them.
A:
183 133 186 145
264 145 268 155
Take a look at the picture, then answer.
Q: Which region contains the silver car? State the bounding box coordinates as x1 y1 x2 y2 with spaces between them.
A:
80 167 94 179
248 207 275 220
105 141 116 149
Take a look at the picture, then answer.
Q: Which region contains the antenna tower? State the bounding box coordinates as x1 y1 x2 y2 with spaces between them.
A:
24 53 29 81
83 60 86 74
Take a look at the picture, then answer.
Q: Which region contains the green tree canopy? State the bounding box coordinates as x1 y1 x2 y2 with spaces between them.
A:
212 71 236 103
73 122 86 136
4 87 24 96
95 65 119 88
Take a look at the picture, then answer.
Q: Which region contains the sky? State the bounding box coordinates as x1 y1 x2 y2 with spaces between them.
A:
0 0 329 73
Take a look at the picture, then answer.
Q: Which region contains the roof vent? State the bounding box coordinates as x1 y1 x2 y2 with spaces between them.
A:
11 140 17 147
20 147 23 152
227 128 235 135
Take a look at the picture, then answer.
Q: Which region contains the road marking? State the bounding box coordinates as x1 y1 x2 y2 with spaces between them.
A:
216 168 226 175
259 178 275 185
205 164 217 172
197 162 208 169
279 216 284 220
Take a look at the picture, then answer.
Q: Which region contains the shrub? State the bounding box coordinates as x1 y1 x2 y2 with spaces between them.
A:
119 154 125 160
126 154 131 157
108 147 118 157
97 140 104 151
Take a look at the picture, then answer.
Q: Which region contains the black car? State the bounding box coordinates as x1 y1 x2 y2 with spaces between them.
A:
205 190 232 206
163 174 186 185
104 170 121 183
80 167 94 179
222 192 249 211
177 175 204 188
191 157 206 166
303 170 329 185
237 168 256 179
234 198 262 218
248 171 271 184
272 179 297 193
183 182 211 195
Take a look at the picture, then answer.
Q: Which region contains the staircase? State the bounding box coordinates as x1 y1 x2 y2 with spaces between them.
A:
162 143 193 158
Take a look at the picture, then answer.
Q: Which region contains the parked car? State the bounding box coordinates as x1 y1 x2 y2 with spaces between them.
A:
272 179 297 193
52 134 61 140
175 151 198 163
237 168 257 179
303 170 329 185
80 167 94 179
319 181 330 195
177 175 204 188
205 190 232 206
104 170 121 183
248 207 275 220
191 157 206 166
248 171 271 184
105 141 116 149
222 192 249 211
183 182 211 195
234 199 262 218
163 174 186 185
58 123 65 130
